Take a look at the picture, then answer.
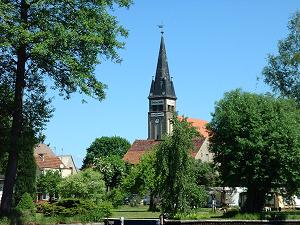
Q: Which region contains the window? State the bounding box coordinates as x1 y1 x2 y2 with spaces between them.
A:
38 153 44 161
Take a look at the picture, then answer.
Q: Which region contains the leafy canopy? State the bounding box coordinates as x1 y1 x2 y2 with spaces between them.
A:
0 0 131 213
37 170 62 202
82 136 131 168
208 89 300 211
58 168 106 203
94 155 127 190
0 0 132 101
263 11 300 104
155 116 206 215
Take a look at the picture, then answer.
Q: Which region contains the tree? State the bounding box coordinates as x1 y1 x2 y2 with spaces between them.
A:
262 11 300 104
94 155 127 191
208 89 300 212
122 151 157 211
0 67 52 206
58 168 106 203
0 0 132 214
82 136 131 168
155 116 201 216
36 170 62 202
192 160 220 188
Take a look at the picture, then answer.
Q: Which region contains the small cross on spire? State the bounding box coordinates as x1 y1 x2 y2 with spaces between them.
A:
158 24 164 35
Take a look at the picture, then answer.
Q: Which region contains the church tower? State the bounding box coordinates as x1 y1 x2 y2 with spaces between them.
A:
148 32 176 140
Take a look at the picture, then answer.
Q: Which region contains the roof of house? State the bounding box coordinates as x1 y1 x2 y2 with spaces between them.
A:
58 155 78 172
123 137 205 164
178 116 209 138
34 143 65 169
123 139 160 164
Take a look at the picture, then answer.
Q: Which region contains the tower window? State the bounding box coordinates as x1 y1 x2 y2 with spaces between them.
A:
168 105 175 112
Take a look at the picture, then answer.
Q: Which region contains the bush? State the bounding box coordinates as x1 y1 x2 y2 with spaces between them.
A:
37 198 112 222
15 192 36 217
107 188 125 208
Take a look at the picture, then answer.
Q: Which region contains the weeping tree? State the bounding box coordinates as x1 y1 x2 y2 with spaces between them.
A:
154 116 206 216
0 0 132 214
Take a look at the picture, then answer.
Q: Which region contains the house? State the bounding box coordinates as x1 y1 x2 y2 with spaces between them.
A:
34 143 77 178
34 143 78 201
123 31 212 165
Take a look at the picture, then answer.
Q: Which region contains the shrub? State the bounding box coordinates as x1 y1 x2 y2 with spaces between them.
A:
38 198 112 222
107 188 125 208
15 192 36 217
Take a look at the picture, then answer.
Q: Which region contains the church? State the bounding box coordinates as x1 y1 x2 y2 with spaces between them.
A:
123 31 213 164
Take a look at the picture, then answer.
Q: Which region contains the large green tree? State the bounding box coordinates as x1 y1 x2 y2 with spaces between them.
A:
0 0 131 214
263 11 300 104
122 150 157 211
208 89 300 212
36 170 62 202
155 116 205 216
94 155 127 191
0 64 52 206
58 169 106 203
82 136 131 168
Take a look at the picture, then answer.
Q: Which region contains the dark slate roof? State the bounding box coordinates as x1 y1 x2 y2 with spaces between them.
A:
149 35 176 100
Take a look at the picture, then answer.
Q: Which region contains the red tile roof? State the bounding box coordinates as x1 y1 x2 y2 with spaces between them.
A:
34 143 65 169
123 137 205 164
123 140 160 164
35 155 64 169
178 116 209 138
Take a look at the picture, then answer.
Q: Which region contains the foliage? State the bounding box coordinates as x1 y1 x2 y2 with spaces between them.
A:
37 170 62 202
122 151 156 197
154 115 201 216
37 198 112 221
262 11 300 104
192 160 220 187
107 188 126 208
83 136 131 168
58 168 106 203
0 0 132 213
94 155 127 190
208 89 300 212
122 150 158 210
15 192 36 217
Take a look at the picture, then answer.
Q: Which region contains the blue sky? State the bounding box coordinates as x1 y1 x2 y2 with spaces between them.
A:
44 1 300 167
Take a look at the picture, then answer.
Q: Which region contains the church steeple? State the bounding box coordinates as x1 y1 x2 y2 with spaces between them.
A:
148 32 177 140
149 34 176 100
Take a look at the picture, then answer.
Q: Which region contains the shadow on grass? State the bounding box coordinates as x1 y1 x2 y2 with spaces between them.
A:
217 209 289 221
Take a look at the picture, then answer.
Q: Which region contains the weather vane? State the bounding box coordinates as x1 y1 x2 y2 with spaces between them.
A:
158 24 164 35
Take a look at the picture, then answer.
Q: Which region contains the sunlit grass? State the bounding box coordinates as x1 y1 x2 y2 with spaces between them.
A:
111 205 160 219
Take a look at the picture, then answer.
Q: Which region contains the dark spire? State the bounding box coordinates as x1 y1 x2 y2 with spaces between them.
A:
149 34 176 100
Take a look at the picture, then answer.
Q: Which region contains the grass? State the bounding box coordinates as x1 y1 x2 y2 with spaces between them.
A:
112 206 300 221
111 205 161 219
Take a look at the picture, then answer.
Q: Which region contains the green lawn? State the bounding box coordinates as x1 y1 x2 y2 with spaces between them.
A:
111 205 161 219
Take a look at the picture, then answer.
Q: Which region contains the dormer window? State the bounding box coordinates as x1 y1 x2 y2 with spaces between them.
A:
38 154 44 161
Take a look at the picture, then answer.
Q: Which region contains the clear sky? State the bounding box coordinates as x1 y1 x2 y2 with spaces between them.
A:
44 1 300 168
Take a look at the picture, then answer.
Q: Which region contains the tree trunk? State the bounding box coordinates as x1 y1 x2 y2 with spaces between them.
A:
149 191 157 212
243 187 267 213
0 1 28 215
